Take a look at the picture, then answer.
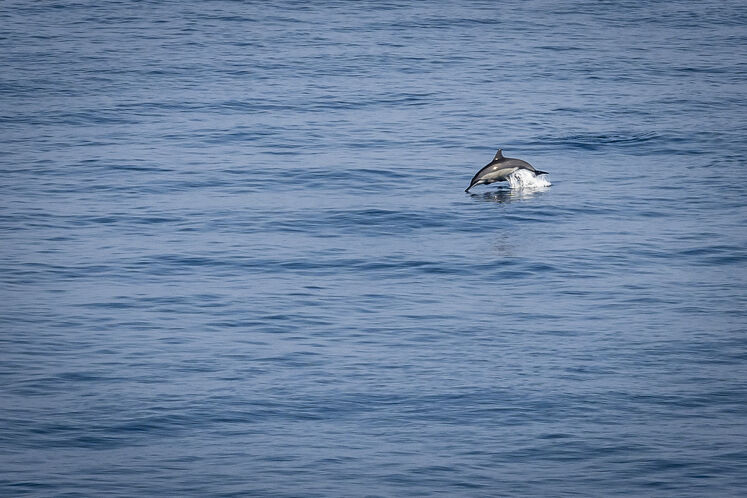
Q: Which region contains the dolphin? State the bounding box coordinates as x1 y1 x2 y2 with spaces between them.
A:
465 149 547 192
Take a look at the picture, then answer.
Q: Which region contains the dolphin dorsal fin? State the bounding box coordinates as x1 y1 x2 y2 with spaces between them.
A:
493 149 504 161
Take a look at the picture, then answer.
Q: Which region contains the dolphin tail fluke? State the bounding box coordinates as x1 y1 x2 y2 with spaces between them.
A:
534 170 548 176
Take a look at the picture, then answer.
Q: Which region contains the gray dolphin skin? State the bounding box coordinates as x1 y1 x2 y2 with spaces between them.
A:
465 149 547 192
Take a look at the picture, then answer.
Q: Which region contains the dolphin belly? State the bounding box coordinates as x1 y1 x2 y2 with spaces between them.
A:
481 167 519 183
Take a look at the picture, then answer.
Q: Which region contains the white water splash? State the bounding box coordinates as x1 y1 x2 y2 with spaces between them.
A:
507 169 552 189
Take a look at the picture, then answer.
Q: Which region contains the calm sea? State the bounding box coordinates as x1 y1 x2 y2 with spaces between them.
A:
2 1 746 496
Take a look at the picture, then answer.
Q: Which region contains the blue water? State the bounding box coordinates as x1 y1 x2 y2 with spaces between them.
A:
2 1 747 495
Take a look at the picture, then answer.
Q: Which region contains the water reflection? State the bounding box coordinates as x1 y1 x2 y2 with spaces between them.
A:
469 186 550 204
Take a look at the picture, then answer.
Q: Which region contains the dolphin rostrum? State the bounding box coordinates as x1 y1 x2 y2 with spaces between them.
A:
465 149 547 192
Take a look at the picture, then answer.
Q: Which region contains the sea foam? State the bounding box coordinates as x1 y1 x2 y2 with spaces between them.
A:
507 169 552 189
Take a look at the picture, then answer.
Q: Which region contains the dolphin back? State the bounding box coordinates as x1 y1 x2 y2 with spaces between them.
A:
500 157 535 171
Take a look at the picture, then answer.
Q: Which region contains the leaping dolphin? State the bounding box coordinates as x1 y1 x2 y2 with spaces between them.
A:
465 149 547 192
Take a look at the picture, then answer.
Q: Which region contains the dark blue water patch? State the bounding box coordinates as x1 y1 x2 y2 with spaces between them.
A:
103 165 175 177
526 131 663 151
1 109 143 127
122 253 512 279
676 244 747 266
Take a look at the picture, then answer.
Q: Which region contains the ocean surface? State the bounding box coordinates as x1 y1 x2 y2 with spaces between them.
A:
2 1 746 496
